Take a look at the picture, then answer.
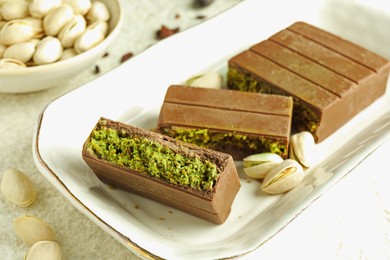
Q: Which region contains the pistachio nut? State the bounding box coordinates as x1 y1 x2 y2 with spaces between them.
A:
290 131 316 168
58 14 86 48
0 168 36 207
74 20 107 53
86 1 110 22
0 43 5 58
0 20 34 45
0 58 26 69
1 0 29 21
60 48 77 60
24 17 44 39
33 36 63 65
186 71 224 89
63 0 91 15
25 241 62 260
43 4 74 36
13 214 56 246
243 153 284 179
260 159 304 194
3 41 36 63
29 0 62 18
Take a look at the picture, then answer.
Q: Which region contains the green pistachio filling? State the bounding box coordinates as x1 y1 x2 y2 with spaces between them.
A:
86 127 219 191
227 67 320 135
160 127 288 158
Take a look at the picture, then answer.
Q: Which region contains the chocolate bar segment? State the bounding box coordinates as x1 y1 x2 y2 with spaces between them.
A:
157 85 293 160
82 117 240 224
228 21 390 142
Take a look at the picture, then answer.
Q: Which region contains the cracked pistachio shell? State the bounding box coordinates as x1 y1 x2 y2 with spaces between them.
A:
261 159 304 194
3 41 36 63
63 0 91 15
24 17 44 39
86 1 110 22
290 131 316 168
13 215 56 246
29 0 62 18
1 0 29 20
243 153 284 179
1 168 36 207
58 14 86 48
0 20 34 45
186 71 224 89
33 36 63 65
0 43 6 58
60 48 77 60
43 4 74 36
25 241 62 260
0 58 26 69
74 20 107 53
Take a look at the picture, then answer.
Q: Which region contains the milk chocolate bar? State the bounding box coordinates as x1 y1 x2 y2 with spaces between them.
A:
228 21 390 142
157 85 293 160
82 117 240 224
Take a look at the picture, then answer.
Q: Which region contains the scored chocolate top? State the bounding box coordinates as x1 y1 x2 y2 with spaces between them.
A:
158 85 293 138
229 21 390 112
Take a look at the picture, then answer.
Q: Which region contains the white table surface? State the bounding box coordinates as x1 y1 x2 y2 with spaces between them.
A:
1 0 390 259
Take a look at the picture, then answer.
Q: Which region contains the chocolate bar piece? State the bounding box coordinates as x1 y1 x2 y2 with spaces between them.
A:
82 117 240 224
228 21 390 142
157 85 293 160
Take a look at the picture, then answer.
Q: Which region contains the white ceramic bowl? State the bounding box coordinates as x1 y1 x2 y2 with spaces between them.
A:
0 0 123 94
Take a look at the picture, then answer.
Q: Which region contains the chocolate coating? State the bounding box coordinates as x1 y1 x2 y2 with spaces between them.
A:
82 118 241 224
228 21 390 142
157 85 293 159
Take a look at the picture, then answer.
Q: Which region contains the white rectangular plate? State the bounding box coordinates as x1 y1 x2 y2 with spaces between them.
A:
33 0 390 259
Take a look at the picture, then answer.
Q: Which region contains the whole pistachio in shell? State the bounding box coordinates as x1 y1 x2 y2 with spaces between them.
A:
1 168 36 207
243 153 283 179
186 71 224 89
25 240 62 260
13 214 56 246
261 159 304 194
290 131 316 168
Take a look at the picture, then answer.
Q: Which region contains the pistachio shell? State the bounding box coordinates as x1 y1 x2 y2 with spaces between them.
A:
1 0 29 20
13 215 56 246
290 131 316 167
0 20 34 45
43 4 74 36
1 168 36 207
59 48 77 60
33 36 63 65
0 43 6 58
25 241 62 260
3 41 36 63
24 17 44 39
29 0 62 18
186 71 224 89
261 159 304 194
58 14 86 48
63 0 91 15
243 153 284 179
0 58 26 69
74 20 107 53
86 1 110 22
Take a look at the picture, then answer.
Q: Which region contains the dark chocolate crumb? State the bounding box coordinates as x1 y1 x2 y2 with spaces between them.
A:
102 52 109 58
175 13 181 19
195 15 207 20
120 52 134 63
156 25 179 40
193 0 214 8
168 210 173 214
134 204 140 209
93 65 100 74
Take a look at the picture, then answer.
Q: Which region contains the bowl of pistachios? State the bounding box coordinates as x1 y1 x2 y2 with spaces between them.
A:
0 0 122 93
